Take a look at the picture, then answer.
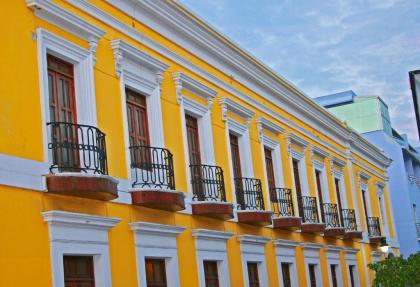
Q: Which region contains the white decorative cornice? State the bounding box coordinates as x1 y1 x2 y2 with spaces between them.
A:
42 210 121 230
219 97 255 123
289 133 308 147
192 229 233 241
272 239 300 248
312 146 329 158
27 0 105 61
256 117 284 142
130 221 186 236
375 182 385 197
172 72 217 106
329 155 346 176
110 39 169 82
325 245 343 253
300 243 324 250
237 235 270 245
344 247 359 255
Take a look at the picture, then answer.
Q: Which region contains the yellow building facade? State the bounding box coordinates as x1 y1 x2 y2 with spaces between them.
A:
0 0 397 286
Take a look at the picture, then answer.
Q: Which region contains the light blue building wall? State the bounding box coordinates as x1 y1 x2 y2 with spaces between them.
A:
316 90 420 257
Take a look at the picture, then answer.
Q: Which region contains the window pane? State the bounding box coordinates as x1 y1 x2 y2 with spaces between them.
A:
204 261 219 287
145 258 167 287
63 256 95 287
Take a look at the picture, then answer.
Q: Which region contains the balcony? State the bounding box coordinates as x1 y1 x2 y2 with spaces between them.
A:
322 203 345 237
130 145 185 211
270 188 301 230
342 209 362 240
234 178 272 226
367 216 383 244
190 164 233 220
298 196 325 234
45 122 118 201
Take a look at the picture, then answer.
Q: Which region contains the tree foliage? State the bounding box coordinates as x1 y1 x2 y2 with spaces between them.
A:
368 252 420 287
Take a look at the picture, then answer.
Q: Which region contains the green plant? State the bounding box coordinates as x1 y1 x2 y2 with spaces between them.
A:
368 252 420 287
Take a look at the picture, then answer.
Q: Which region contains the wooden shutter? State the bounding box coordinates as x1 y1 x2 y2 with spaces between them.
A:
247 262 260 287
63 256 95 287
203 261 219 287
229 134 242 179
308 264 317 287
293 159 303 217
145 258 167 287
126 89 150 147
264 148 276 191
185 114 202 165
315 170 325 222
335 178 344 224
281 263 292 287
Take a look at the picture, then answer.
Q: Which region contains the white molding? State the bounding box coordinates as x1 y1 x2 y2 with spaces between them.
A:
219 97 255 122
227 118 248 135
111 39 168 79
172 72 217 105
312 146 329 158
256 117 284 142
130 222 185 287
0 153 49 191
36 28 98 162
289 133 309 148
183 97 209 117
27 0 104 60
42 211 120 287
192 229 232 287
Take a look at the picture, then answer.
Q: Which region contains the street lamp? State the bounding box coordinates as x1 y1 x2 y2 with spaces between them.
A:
379 237 390 257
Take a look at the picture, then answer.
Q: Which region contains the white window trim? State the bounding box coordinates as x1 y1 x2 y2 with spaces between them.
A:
42 210 121 287
301 243 324 287
130 222 185 287
237 235 270 287
344 247 360 287
359 172 373 237
192 229 233 287
326 246 344 287
288 134 310 196
272 239 299 287
257 117 285 196
370 251 383 264
313 159 330 206
173 72 217 201
36 28 98 162
376 183 390 240
111 39 168 186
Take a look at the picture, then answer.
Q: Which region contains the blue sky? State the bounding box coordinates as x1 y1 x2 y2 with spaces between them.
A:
180 0 420 145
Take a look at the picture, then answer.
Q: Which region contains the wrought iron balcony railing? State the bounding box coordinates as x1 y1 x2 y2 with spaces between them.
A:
234 177 265 210
367 216 381 237
47 122 108 174
298 196 320 223
130 145 175 190
270 188 295 217
322 203 341 228
341 209 358 231
190 164 226 202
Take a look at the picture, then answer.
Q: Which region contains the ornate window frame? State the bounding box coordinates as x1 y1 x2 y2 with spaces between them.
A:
111 39 169 191
42 210 120 287
301 243 324 287
173 72 217 199
287 133 310 196
130 222 185 287
325 246 344 287
272 239 299 287
35 28 99 162
344 247 360 287
192 229 233 287
311 146 330 206
237 235 270 287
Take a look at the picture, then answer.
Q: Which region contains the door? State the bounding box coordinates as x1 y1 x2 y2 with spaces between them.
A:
203 261 219 287
334 178 344 225
264 147 276 200
145 258 167 287
292 159 304 218
63 256 95 287
315 170 324 222
126 89 151 168
185 115 204 199
230 134 244 207
48 55 79 170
